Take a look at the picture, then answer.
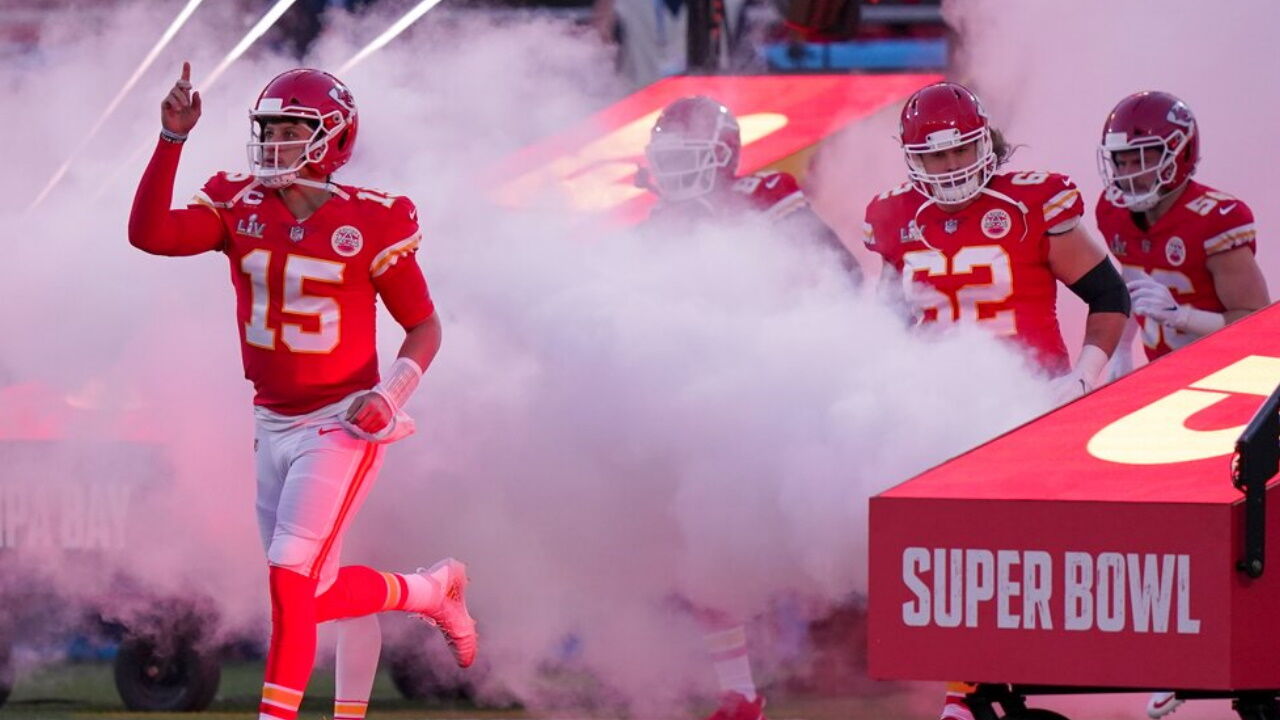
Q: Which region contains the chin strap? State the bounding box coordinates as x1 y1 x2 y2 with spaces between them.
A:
258 172 298 189
291 177 341 193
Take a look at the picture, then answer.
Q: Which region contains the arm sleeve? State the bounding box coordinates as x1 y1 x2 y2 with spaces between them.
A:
1042 175 1084 235
862 197 896 262
127 138 227 257
1067 257 1130 316
372 195 434 328
1203 201 1257 256
375 258 436 329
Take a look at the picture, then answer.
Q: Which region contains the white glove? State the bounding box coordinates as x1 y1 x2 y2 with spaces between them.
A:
1127 275 1182 326
338 357 424 444
1050 372 1090 403
1126 274 1225 336
339 403 416 444
1051 344 1109 404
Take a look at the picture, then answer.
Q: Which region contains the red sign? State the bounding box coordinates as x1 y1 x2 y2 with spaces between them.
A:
869 302 1280 689
492 74 940 225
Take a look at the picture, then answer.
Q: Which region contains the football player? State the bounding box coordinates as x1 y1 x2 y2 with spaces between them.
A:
1096 91 1269 382
127 63 477 720
643 95 862 283
862 81 1129 401
637 96 859 720
1097 93 1269 716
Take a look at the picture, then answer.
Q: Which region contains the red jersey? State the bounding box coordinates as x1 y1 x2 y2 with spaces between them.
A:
647 170 809 224
190 173 435 415
1096 180 1257 359
862 172 1086 373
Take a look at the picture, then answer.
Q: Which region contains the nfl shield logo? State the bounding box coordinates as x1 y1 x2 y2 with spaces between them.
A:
290 226 305 243
944 218 959 234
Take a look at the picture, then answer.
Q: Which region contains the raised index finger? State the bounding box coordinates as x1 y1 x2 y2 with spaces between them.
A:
180 61 191 83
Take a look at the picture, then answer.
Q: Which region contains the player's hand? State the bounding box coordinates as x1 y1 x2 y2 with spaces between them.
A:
1050 372 1091 404
161 61 202 136
1127 275 1186 329
345 392 393 434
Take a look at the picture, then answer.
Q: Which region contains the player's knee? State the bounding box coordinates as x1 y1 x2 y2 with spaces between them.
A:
267 533 319 572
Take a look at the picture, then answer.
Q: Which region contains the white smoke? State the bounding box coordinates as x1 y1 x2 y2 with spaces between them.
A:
0 0 1077 711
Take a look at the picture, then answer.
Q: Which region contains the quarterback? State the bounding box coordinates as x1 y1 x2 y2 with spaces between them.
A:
127 63 476 720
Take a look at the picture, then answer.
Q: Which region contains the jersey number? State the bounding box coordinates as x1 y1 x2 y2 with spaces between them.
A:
1184 190 1235 217
901 245 1016 334
240 250 345 353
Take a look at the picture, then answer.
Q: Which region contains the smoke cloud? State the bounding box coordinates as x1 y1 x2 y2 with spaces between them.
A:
8 0 1213 711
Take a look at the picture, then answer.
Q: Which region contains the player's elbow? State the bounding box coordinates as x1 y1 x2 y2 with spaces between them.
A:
412 312 442 342
1069 258 1130 317
127 225 155 253
127 212 163 254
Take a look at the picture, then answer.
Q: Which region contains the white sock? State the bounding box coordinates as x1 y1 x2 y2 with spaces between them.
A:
402 569 444 614
334 615 381 720
703 625 757 701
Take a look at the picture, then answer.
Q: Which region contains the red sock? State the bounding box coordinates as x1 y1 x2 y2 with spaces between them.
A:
316 565 411 621
259 566 319 720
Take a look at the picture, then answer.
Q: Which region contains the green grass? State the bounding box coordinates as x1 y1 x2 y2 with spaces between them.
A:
1 660 519 719
0 661 924 720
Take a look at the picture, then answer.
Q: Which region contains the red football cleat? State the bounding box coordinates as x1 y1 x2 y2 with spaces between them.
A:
703 692 766 720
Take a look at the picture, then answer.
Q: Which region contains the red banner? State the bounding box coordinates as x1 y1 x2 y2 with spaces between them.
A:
869 302 1280 689
492 74 940 225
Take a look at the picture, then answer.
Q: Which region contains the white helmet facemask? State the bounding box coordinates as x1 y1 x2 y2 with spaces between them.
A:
903 126 996 205
247 98 340 189
644 110 738 203
1097 128 1192 212
644 135 735 203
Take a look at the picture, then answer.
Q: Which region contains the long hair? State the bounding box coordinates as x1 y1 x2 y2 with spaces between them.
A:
990 126 1021 167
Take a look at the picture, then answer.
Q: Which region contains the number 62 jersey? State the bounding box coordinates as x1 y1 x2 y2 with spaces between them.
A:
190 172 435 416
862 172 1085 373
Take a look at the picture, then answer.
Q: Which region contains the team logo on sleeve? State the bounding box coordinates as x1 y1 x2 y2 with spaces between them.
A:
331 225 364 257
981 209 1012 239
1165 236 1187 267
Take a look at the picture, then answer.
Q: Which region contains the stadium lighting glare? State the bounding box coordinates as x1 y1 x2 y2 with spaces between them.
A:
86 0 427 206
203 0 299 91
85 0 300 205
25 0 207 214
338 0 444 74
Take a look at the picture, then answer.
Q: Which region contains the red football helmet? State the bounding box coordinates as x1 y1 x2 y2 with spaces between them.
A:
247 68 358 188
1097 91 1198 212
644 96 741 202
898 82 997 205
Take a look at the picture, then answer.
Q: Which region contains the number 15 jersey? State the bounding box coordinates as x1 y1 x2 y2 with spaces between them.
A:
190 172 435 416
862 172 1084 373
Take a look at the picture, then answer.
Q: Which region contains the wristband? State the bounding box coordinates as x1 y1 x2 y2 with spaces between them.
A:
373 356 423 412
1074 344 1109 388
1173 305 1226 336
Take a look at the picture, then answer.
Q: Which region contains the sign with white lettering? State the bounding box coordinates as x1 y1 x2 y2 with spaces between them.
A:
869 303 1280 690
